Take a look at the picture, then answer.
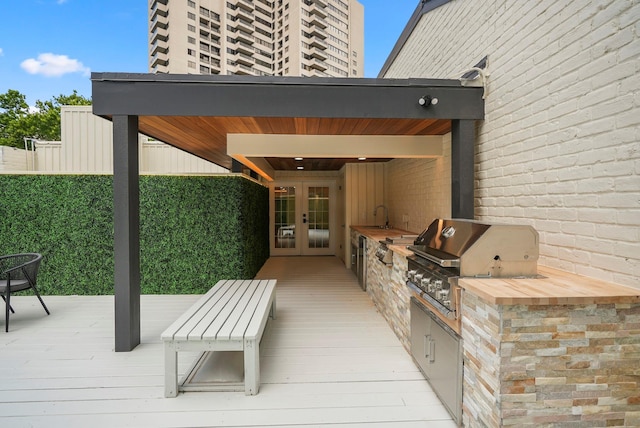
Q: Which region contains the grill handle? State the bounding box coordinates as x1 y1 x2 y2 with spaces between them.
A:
409 246 460 268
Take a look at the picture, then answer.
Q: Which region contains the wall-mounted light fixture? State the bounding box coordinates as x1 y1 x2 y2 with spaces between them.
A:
418 95 438 107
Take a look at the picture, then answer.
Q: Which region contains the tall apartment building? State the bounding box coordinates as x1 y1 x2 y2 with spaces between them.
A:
149 0 364 78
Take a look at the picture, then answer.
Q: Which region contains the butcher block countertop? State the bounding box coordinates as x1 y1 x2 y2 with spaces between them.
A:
459 265 640 306
350 225 416 257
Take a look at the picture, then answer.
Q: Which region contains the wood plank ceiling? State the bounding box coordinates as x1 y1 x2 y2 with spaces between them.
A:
138 116 452 171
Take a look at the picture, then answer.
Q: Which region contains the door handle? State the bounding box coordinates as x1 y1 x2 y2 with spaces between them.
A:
424 335 431 359
303 213 307 224
424 335 435 363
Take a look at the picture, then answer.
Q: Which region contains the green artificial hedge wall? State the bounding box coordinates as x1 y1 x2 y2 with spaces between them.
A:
0 174 269 295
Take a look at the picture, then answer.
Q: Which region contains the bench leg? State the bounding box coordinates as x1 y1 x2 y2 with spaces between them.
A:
270 298 276 320
164 342 178 398
244 338 260 395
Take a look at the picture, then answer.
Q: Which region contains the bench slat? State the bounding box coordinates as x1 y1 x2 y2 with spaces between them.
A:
195 280 256 340
182 280 246 340
215 280 262 340
230 279 276 341
161 280 231 341
245 279 277 340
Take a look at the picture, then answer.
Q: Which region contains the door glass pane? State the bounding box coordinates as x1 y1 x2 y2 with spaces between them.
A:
307 186 329 248
274 186 296 249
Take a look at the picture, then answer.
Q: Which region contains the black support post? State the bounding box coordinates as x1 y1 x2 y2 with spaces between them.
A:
451 120 475 219
113 115 141 352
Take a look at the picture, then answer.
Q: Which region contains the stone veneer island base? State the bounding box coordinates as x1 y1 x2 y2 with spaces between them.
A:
460 267 640 428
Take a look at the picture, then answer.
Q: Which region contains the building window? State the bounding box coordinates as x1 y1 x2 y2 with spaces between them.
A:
188 24 195 32
187 48 195 56
188 0 195 7
188 12 196 20
188 36 196 44
188 60 196 69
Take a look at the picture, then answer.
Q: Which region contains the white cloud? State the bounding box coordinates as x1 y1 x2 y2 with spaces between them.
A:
21 53 90 77
57 0 69 4
0 48 4 56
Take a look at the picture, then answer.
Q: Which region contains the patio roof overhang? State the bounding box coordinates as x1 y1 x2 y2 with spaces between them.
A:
90 73 484 351
92 73 483 179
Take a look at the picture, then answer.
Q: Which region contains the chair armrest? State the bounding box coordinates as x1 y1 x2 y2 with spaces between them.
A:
0 254 42 276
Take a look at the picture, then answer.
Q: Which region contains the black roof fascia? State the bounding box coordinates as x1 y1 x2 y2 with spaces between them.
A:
91 73 483 120
378 0 453 78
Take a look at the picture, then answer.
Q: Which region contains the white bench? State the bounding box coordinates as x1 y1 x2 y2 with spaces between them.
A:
161 279 277 397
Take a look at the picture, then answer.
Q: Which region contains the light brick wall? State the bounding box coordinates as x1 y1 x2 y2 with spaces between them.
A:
385 133 452 233
383 0 640 287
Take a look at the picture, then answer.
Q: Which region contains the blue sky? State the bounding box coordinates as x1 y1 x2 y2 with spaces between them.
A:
0 0 417 107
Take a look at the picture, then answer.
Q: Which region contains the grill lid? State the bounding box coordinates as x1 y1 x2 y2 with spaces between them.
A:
408 218 539 277
410 219 490 258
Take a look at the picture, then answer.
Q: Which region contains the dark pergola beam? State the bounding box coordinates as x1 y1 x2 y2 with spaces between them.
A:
451 120 476 219
92 74 484 121
113 115 141 352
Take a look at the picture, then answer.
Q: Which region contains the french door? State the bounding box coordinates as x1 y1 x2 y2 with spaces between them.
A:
270 181 336 256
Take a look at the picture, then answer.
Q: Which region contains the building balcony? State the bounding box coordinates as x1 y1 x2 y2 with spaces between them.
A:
235 52 255 66
234 63 254 75
311 69 331 77
150 41 168 56
234 19 255 35
150 51 169 68
309 15 327 29
210 60 221 73
236 0 255 12
309 26 328 39
309 46 327 61
150 15 168 32
308 3 327 18
150 1 168 19
234 7 255 23
308 35 327 50
234 40 255 55
151 26 169 42
310 0 327 8
235 30 254 45
308 57 328 71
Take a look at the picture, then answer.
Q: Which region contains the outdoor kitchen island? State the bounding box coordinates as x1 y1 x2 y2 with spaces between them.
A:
351 226 640 428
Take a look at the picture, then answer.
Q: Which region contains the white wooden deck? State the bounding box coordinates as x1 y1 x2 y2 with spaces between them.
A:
0 256 455 427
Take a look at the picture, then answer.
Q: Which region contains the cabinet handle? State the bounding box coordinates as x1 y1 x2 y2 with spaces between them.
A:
424 335 431 359
429 339 436 363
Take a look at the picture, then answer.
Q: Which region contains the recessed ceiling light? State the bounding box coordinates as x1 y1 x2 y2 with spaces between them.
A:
294 157 303 161
358 157 366 161
297 166 304 170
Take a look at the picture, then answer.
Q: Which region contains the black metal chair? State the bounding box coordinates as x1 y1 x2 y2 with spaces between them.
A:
0 253 50 332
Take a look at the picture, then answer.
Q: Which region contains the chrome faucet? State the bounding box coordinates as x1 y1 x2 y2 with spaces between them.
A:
373 204 389 228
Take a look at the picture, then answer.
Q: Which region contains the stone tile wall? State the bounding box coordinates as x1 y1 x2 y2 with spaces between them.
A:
462 290 640 427
364 237 412 352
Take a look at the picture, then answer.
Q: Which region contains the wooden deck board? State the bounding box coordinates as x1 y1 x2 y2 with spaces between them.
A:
0 256 455 427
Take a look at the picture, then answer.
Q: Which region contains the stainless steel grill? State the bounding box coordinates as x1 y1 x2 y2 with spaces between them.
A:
406 218 539 319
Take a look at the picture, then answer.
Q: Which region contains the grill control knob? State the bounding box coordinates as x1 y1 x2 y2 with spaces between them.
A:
438 289 450 300
427 280 436 293
407 270 417 281
414 274 424 282
433 279 443 291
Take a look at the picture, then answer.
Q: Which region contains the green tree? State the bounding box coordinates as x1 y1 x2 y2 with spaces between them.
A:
0 89 91 148
0 89 32 148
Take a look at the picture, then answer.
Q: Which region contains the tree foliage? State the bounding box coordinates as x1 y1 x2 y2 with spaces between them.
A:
0 89 91 148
